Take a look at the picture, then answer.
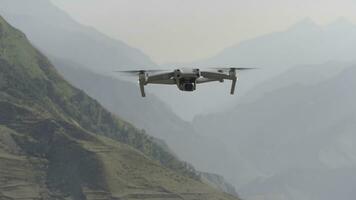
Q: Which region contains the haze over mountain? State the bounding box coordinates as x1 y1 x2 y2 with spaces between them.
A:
5 0 356 120
2 0 356 199
188 18 356 199
145 17 356 119
51 0 356 64
195 18 356 67
0 15 238 200
193 63 356 199
0 0 235 120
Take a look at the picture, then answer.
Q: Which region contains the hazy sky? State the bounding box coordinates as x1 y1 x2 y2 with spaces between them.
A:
51 0 356 64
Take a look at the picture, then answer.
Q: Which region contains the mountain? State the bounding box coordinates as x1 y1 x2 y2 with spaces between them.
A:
148 18 356 119
189 18 356 94
185 19 356 193
0 0 239 194
194 18 356 68
0 0 155 73
200 172 239 197
0 16 238 200
193 62 356 199
50 57 240 193
239 168 356 200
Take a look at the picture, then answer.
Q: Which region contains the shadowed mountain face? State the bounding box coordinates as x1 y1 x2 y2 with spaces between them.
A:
193 64 356 199
0 16 238 200
0 0 155 73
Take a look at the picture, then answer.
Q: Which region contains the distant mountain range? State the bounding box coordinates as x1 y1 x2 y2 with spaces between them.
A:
0 15 238 200
151 18 356 119
193 63 356 199
190 17 356 199
192 18 356 68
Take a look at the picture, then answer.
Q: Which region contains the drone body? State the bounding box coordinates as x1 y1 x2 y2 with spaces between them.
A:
119 67 254 97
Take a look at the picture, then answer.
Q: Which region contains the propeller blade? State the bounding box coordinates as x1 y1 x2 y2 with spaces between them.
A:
231 67 257 70
208 67 257 72
115 69 168 76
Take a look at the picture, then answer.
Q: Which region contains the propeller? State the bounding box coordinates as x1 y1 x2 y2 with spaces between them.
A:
115 67 256 76
115 69 168 76
208 67 257 72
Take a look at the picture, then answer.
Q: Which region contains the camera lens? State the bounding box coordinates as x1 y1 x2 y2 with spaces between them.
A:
184 83 194 91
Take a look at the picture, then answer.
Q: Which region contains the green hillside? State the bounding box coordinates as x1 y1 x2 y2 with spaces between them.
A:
0 16 238 200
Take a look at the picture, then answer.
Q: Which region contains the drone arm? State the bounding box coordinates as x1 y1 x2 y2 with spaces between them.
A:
147 72 175 82
196 77 221 84
147 79 176 84
200 71 231 80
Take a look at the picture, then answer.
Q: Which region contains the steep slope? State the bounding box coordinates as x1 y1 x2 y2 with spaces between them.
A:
199 172 239 197
0 16 238 200
0 0 155 73
50 57 234 175
50 58 240 197
193 63 356 199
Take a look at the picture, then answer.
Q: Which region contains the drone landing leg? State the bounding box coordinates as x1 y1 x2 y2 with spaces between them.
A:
230 78 237 95
139 81 146 97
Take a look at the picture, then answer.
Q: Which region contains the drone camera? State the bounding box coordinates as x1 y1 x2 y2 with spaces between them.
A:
183 83 194 91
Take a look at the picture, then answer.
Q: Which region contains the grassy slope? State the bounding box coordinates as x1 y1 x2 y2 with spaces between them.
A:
0 16 238 200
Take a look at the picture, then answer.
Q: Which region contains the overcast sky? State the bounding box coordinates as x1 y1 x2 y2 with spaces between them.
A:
51 0 356 64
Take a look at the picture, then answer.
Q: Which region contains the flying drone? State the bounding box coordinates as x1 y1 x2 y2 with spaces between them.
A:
118 67 255 97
